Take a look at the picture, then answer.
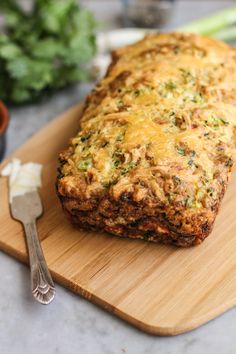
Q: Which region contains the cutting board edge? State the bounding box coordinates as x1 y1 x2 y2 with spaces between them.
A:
0 242 235 336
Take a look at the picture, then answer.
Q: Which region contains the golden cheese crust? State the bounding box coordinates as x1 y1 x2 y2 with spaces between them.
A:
56 32 236 246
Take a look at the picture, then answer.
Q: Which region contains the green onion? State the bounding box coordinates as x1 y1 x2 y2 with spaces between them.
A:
192 92 204 104
214 26 236 42
77 158 93 171
220 118 229 125
121 161 136 175
176 145 185 156
177 5 236 36
164 80 177 91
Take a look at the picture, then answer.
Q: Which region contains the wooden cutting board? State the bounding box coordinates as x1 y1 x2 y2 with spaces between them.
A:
1 104 236 336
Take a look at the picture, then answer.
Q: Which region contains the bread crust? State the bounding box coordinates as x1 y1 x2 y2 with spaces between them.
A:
56 32 236 246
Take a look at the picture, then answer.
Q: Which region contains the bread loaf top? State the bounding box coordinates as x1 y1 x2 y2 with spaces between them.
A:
58 33 236 237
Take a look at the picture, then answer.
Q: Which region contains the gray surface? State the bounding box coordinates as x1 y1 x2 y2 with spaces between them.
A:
1 1 236 353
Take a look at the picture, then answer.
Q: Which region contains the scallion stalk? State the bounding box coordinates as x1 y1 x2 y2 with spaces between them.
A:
177 5 236 36
213 26 236 42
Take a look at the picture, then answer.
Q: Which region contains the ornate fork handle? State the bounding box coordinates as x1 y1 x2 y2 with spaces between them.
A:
24 221 55 304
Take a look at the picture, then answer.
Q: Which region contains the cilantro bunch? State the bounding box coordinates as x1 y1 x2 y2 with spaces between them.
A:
0 0 96 103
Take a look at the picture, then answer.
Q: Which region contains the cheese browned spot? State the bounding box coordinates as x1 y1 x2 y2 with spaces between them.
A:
57 32 236 247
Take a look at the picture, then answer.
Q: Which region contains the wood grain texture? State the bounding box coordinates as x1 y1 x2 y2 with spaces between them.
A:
1 104 236 336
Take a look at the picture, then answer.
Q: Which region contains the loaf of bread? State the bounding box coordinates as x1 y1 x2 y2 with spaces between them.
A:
56 32 236 246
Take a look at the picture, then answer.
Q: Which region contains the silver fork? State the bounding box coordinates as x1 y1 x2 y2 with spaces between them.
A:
11 191 55 305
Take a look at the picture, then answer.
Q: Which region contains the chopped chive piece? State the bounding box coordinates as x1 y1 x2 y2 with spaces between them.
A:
185 196 193 208
134 89 140 97
116 133 124 142
117 100 124 107
176 145 186 156
165 80 177 91
113 160 120 167
220 118 229 125
77 158 93 171
192 93 204 104
121 161 137 175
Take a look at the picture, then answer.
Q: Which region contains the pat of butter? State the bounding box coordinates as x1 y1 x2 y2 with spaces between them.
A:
1 158 42 203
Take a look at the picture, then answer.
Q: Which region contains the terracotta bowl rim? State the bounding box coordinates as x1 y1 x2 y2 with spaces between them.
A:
0 101 9 135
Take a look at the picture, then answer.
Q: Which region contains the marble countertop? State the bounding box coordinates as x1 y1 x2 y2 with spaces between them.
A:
1 1 236 353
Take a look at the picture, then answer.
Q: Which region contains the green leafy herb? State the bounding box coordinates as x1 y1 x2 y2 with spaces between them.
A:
77 158 93 171
112 150 124 168
179 68 196 84
117 99 124 108
176 145 186 156
113 159 120 168
116 133 124 142
192 92 204 104
219 118 229 125
101 141 109 148
169 111 176 117
205 115 229 129
0 0 96 103
121 161 137 175
185 196 194 208
102 180 112 188
164 80 177 91
134 89 141 97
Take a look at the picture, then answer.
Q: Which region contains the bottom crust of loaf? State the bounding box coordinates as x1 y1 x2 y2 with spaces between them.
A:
65 212 209 247
57 192 225 247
